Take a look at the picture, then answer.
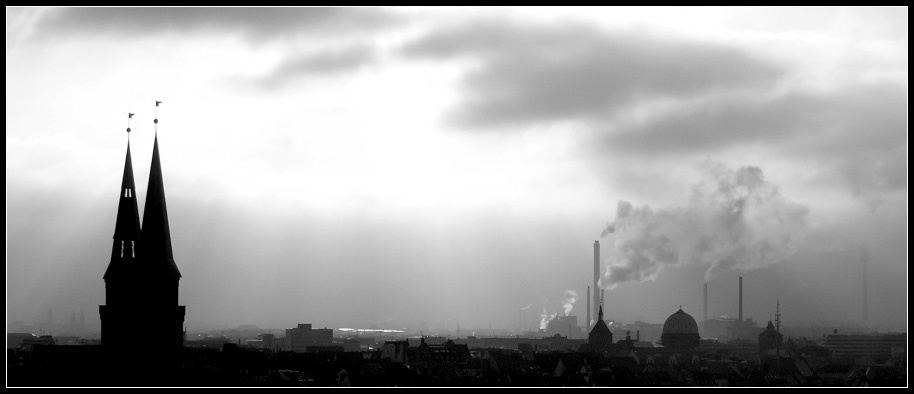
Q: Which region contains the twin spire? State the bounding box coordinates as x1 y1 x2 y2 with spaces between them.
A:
142 133 181 278
105 102 181 282
103 140 141 280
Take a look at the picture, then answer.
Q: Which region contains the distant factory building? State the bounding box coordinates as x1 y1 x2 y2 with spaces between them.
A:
703 317 763 343
285 324 334 353
660 308 700 349
824 333 907 362
700 277 762 342
623 321 664 344
544 315 585 339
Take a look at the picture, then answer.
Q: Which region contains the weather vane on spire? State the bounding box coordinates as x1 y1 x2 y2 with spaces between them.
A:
126 112 135 134
154 100 162 133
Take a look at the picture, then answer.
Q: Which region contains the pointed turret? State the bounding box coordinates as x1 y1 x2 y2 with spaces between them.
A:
104 141 141 280
141 134 181 279
588 305 613 352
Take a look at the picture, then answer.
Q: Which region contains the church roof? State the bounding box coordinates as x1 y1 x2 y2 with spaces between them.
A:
759 320 782 339
141 135 181 279
590 319 612 338
662 308 699 335
589 306 613 339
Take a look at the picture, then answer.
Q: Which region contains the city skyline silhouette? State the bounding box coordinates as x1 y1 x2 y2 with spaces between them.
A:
7 7 908 387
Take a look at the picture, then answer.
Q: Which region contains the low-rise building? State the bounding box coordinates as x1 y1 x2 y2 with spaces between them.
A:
285 324 333 353
824 333 906 362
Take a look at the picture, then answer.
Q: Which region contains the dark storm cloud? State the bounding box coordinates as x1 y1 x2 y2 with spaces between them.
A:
606 82 908 195
402 20 784 129
35 7 400 40
604 94 815 153
237 44 377 90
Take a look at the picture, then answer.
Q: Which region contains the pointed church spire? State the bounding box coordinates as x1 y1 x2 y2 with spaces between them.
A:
104 140 141 280
598 305 604 321
141 117 181 279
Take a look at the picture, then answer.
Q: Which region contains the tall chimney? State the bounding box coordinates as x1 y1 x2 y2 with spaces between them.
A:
861 243 869 324
586 286 591 328
738 276 743 322
703 283 708 323
593 240 600 326
863 261 868 324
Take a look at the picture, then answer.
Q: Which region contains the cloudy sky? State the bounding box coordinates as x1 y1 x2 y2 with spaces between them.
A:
7 7 907 333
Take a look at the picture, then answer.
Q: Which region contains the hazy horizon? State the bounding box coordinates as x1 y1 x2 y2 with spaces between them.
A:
7 7 908 335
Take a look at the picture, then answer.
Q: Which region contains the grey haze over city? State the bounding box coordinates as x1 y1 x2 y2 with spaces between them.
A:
7 7 907 335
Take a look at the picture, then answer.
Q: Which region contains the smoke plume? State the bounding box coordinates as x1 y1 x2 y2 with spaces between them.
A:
562 290 579 316
600 163 808 289
539 307 556 330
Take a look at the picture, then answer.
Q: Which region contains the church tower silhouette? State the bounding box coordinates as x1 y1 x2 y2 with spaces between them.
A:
100 110 185 370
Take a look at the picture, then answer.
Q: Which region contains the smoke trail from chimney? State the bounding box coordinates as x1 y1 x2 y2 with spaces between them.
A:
562 290 579 316
539 307 557 330
703 283 708 323
599 163 808 289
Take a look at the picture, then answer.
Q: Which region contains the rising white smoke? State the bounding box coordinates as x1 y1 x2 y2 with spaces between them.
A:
539 307 557 330
600 163 809 289
562 290 579 316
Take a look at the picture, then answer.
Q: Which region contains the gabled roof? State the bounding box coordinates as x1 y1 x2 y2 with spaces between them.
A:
589 306 613 340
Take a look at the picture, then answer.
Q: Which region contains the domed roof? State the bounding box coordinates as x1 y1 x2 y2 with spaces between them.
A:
662 308 699 335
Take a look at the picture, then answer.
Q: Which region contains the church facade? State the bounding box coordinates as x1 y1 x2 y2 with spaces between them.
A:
99 117 185 367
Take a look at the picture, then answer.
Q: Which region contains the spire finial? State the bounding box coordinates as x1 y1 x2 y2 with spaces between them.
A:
154 100 162 134
126 112 135 135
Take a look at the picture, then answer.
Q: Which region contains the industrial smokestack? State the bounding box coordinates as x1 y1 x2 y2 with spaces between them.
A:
594 240 600 326
861 243 870 324
704 283 708 323
587 286 591 328
739 276 743 321
863 261 868 323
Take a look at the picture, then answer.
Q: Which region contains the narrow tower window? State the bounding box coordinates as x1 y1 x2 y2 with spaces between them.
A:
120 240 124 258
131 241 135 258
